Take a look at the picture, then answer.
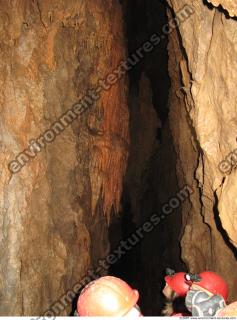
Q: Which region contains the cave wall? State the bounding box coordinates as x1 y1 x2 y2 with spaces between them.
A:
2 0 237 315
167 0 237 302
0 0 128 315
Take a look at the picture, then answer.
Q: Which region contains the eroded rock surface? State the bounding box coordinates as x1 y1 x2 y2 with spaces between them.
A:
168 0 237 302
0 0 128 315
208 0 237 17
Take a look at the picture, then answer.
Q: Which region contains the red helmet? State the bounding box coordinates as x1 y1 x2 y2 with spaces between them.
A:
165 272 190 297
194 271 228 301
77 276 139 316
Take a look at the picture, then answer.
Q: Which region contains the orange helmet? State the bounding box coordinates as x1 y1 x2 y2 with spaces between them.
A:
165 272 190 297
77 276 140 316
194 271 229 302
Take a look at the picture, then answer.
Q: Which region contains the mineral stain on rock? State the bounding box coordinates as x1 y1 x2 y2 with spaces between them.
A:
0 0 237 316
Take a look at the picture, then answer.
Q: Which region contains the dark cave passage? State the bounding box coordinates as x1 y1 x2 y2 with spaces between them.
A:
108 0 186 315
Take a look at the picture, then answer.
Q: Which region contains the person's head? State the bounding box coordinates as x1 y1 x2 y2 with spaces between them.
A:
163 272 190 299
190 271 229 302
77 276 142 317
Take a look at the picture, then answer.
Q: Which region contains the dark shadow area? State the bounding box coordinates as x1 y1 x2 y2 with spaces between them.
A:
125 0 170 129
108 0 186 316
108 196 142 288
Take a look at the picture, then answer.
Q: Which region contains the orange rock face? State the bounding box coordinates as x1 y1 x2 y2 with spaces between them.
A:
0 0 128 315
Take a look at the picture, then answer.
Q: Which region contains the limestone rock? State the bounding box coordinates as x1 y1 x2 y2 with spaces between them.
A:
168 0 237 302
208 0 237 17
0 0 128 315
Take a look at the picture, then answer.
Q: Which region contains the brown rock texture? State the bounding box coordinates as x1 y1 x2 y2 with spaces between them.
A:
0 0 128 316
167 0 237 302
208 0 237 17
1 0 237 315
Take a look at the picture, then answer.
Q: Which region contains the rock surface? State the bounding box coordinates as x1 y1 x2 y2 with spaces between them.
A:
208 0 237 17
1 0 237 315
168 0 237 302
0 0 128 315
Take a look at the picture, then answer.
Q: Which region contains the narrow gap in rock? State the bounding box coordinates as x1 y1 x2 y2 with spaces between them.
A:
108 0 186 315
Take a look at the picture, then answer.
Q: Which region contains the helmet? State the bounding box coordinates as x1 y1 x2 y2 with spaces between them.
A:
165 272 190 297
194 271 228 301
77 276 139 316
